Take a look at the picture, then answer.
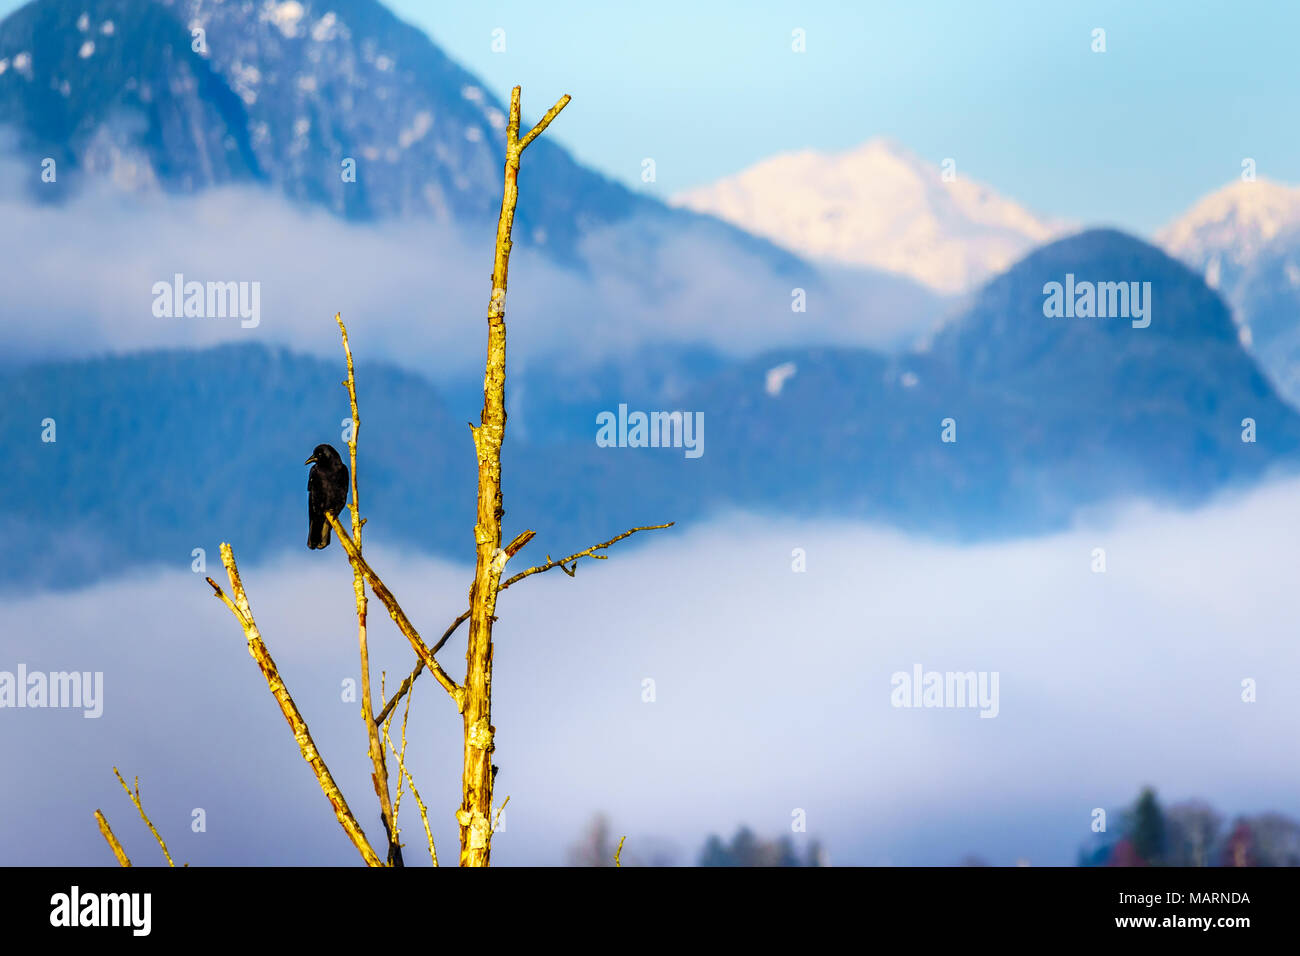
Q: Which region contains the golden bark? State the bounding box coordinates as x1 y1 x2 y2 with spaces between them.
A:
458 86 570 866
113 768 174 866
382 676 438 866
207 545 383 866
326 511 464 708
94 810 131 867
336 313 401 866
169 85 674 870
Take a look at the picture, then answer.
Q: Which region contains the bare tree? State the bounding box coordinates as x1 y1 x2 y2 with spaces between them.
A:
97 86 670 868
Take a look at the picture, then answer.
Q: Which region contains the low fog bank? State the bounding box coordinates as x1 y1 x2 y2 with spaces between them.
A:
2 480 1297 865
0 172 940 380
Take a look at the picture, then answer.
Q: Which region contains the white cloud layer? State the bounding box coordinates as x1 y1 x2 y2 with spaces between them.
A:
2 480 1298 865
0 168 937 378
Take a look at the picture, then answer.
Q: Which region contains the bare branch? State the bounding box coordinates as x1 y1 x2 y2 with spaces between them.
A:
206 544 383 867
94 810 131 867
503 523 674 590
375 522 672 725
112 768 174 866
376 659 423 728
336 312 401 867
380 672 398 808
326 512 464 710
519 94 572 151
383 685 437 867
453 82 571 864
374 605 468 725
492 795 510 837
504 529 536 557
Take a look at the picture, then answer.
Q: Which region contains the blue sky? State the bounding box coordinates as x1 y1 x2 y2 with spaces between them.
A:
386 0 1300 234
1 0 1296 231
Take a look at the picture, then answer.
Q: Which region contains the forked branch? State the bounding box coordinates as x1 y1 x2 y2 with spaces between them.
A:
503 523 674 589
376 522 674 725
326 512 465 710
113 768 175 866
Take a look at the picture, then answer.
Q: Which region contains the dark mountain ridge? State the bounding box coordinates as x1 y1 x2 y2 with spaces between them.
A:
6 229 1299 591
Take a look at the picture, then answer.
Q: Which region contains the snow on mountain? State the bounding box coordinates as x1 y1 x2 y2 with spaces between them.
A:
1156 177 1300 298
670 138 1064 294
1155 178 1300 408
0 0 765 266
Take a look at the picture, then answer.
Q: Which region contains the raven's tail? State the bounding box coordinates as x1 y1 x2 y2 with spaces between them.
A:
309 519 331 550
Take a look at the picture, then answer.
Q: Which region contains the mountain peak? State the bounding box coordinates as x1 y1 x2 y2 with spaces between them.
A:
930 227 1248 384
670 135 1065 294
1157 177 1300 292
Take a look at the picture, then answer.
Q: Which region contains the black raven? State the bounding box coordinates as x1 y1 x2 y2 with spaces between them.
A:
305 443 349 550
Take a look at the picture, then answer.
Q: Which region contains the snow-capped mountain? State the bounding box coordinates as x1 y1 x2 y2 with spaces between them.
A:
670 138 1065 294
0 0 828 290
1157 178 1300 409
0 0 655 259
1156 177 1300 300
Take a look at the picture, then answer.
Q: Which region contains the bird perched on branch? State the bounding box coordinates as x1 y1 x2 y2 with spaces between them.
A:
305 443 349 550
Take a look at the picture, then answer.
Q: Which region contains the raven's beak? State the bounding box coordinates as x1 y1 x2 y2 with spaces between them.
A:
304 456 316 465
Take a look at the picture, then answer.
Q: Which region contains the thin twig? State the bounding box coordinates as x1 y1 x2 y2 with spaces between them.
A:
401 766 437 867
206 545 383 867
433 611 471 658
383 689 437 866
112 768 174 866
94 810 131 867
615 835 626 868
380 673 403 834
492 795 510 836
503 523 674 589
